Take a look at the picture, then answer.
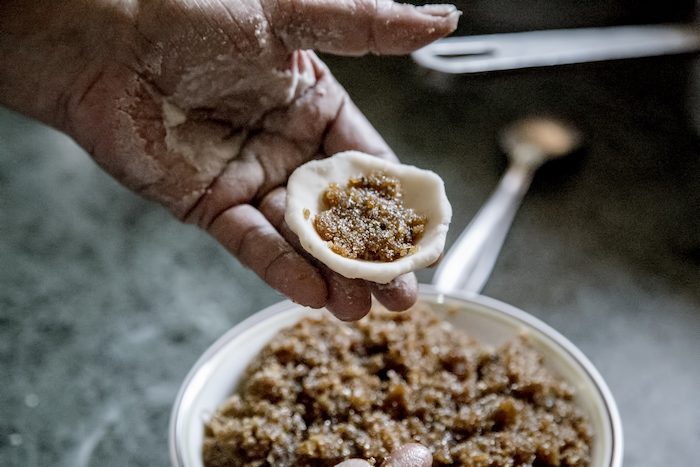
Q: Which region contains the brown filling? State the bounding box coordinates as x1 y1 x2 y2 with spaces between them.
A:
203 305 593 467
313 171 427 262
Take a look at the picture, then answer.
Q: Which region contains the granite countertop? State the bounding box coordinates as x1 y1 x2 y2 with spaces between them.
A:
2 29 700 467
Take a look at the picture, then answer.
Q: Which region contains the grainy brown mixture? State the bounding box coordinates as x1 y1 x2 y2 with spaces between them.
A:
203 305 593 467
313 171 427 262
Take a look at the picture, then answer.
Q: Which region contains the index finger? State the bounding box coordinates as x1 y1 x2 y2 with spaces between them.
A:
268 0 461 56
207 203 328 308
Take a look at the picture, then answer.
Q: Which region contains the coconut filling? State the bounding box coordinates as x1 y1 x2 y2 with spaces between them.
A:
314 170 427 262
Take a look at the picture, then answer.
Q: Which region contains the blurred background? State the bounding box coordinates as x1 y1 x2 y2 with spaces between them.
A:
1 1 699 466
443 0 696 33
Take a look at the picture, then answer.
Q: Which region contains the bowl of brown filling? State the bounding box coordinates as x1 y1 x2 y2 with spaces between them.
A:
169 288 622 467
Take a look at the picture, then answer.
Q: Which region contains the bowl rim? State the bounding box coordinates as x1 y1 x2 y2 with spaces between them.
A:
169 285 623 467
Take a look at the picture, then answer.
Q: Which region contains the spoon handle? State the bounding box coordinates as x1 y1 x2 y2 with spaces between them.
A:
432 162 534 294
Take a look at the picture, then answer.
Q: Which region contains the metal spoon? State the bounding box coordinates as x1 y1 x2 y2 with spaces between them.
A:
432 117 582 294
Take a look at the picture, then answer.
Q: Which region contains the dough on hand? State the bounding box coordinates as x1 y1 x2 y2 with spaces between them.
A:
285 151 452 284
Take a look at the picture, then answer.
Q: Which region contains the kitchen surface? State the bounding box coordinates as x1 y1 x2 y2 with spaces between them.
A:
2 6 700 467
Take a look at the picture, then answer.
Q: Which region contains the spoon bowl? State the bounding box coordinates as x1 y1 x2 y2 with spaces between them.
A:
500 116 583 168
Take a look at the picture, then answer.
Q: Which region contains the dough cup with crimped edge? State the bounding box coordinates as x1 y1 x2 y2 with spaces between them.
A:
284 150 452 284
169 287 623 467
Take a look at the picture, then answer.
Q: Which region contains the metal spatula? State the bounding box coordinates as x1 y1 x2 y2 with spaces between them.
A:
412 24 700 74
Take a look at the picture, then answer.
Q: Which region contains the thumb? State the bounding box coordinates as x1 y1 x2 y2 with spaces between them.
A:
380 443 433 467
267 0 461 56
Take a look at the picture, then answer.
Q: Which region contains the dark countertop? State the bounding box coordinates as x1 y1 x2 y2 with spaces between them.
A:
2 30 700 467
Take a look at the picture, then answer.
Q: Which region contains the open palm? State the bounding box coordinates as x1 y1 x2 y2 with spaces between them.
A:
4 0 459 320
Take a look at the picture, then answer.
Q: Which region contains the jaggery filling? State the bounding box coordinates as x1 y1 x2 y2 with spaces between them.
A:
203 305 593 467
313 171 427 262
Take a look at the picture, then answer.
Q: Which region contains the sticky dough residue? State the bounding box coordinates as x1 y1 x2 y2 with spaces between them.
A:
161 99 246 172
156 47 317 205
170 51 315 124
111 78 167 192
155 54 316 212
110 77 247 219
166 12 315 120
156 51 316 207
110 13 319 217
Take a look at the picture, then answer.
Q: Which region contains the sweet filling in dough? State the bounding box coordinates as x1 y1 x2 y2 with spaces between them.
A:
314 170 427 262
285 151 451 284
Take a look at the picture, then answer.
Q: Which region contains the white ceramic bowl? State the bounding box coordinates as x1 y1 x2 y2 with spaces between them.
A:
169 285 623 467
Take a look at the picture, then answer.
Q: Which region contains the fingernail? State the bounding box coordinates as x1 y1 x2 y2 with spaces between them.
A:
417 4 462 18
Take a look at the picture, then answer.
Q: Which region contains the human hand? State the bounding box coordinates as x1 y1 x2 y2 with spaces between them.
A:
334 443 432 467
0 0 459 320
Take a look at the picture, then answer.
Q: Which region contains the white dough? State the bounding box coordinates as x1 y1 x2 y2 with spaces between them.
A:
285 151 452 284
